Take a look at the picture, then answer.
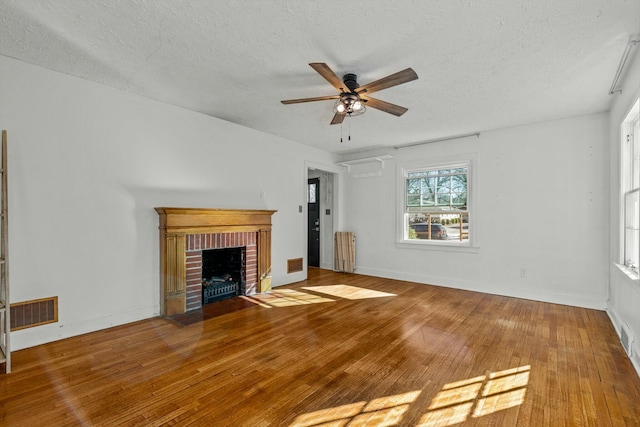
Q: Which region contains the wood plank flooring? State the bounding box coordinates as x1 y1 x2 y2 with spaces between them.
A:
1 268 639 426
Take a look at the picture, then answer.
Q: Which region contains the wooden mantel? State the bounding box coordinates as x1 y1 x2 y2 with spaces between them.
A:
155 208 276 316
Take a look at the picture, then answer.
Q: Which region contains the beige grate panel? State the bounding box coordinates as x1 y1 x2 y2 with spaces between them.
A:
287 258 303 273
11 297 58 331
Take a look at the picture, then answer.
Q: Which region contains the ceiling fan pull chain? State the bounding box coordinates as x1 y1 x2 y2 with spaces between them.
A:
348 114 351 141
340 121 343 143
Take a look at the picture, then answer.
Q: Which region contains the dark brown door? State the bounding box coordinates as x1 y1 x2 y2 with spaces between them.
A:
307 178 320 267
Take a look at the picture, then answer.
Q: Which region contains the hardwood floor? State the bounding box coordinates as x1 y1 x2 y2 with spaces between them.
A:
1 268 639 426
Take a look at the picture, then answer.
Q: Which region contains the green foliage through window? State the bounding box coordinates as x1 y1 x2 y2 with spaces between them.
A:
406 167 467 211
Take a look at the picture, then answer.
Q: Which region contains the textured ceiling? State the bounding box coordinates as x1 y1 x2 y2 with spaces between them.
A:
1 0 639 154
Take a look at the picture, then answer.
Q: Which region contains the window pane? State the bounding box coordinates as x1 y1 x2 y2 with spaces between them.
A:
406 213 469 241
407 195 421 206
451 174 467 191
406 168 468 210
625 229 639 270
437 175 451 188
625 190 639 271
436 193 451 205
633 117 639 189
627 191 640 229
308 183 316 203
407 171 429 178
407 178 421 194
421 177 435 193
452 192 467 206
421 193 435 206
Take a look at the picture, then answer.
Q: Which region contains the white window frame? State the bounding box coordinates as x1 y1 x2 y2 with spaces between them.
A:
397 153 478 251
620 99 640 277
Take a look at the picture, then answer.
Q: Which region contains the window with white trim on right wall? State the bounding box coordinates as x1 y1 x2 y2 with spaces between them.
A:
621 98 639 275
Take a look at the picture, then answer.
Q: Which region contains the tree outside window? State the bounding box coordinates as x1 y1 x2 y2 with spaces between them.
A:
403 164 470 243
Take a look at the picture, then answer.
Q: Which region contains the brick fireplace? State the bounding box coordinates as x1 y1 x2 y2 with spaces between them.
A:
186 232 256 311
155 208 276 316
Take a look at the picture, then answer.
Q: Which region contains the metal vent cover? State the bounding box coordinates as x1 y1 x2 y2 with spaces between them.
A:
287 258 303 274
621 323 633 356
11 296 58 331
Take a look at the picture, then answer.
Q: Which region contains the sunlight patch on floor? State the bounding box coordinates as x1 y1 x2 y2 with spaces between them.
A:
289 391 421 427
417 365 530 426
241 289 334 308
473 366 529 417
302 284 396 300
288 366 529 426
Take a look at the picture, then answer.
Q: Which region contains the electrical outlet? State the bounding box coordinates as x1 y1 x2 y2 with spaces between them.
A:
260 189 266 198
520 268 527 278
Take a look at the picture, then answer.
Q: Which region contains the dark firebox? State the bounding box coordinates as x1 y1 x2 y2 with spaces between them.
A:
201 247 245 304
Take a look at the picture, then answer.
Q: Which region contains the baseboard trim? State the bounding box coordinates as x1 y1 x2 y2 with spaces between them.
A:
354 265 606 310
11 304 159 351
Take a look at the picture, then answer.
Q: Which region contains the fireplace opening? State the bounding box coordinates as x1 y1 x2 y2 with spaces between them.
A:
202 247 246 304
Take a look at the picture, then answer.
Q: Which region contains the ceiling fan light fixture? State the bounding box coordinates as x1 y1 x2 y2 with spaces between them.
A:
334 93 366 116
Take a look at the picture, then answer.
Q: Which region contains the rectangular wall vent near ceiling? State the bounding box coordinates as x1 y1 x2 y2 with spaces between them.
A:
287 258 303 274
11 297 58 331
621 323 633 357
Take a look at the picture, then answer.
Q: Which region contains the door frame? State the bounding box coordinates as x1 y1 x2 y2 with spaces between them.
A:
304 161 341 273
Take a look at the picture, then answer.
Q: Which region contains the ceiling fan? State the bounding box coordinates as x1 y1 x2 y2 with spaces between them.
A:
281 63 418 125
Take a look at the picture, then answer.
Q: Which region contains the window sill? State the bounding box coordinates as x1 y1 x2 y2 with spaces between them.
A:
615 263 639 282
397 240 480 253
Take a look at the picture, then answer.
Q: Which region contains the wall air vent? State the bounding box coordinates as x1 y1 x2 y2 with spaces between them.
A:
11 297 58 330
287 258 303 274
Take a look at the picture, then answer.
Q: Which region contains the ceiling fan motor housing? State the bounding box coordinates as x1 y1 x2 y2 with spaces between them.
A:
342 73 359 92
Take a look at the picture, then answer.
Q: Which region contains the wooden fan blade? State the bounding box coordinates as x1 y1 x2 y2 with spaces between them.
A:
309 63 349 92
357 68 418 95
330 113 346 125
281 95 340 104
361 96 408 116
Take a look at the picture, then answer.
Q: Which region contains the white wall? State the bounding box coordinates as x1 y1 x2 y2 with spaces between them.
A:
340 113 610 309
607 47 640 376
0 56 338 350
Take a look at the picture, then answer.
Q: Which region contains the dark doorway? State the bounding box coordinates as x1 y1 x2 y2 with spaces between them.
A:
308 177 320 267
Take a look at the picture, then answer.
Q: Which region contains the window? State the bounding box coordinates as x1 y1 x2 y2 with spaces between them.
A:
399 156 474 246
308 182 317 204
622 99 640 274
